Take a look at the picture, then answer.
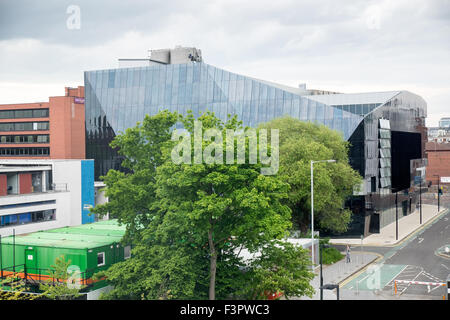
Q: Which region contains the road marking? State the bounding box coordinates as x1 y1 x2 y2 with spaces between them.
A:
385 265 409 289
417 238 424 244
441 264 449 270
400 269 423 295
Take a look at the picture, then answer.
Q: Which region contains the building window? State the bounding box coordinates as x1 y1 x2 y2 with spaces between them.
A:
0 135 49 144
0 147 50 156
0 209 56 228
97 252 105 266
0 109 49 119
124 246 131 259
0 122 49 132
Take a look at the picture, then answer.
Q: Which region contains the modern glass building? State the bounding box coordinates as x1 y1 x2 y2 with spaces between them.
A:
85 54 427 236
439 117 450 128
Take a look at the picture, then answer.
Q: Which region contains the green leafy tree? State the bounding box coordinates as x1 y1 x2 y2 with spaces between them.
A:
246 241 315 300
92 110 180 244
258 117 362 233
95 110 315 300
152 111 292 300
39 256 83 300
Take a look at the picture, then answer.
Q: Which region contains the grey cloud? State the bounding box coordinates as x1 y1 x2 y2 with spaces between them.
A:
0 0 448 126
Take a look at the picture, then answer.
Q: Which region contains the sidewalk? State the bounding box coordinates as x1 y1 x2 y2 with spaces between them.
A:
330 204 448 246
295 252 379 300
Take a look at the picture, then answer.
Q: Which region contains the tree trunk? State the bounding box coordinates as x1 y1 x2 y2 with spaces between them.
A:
208 227 217 300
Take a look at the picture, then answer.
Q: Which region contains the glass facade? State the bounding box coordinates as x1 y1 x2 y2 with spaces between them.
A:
85 62 428 237
439 118 450 128
85 62 362 179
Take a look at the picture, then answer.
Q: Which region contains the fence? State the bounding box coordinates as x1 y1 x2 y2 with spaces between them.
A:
0 263 99 291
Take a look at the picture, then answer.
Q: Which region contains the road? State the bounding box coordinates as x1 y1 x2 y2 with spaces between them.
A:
335 194 450 299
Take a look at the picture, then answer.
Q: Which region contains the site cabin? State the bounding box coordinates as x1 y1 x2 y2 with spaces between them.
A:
0 219 129 293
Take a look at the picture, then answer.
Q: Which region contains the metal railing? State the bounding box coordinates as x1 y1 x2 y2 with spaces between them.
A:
0 264 99 290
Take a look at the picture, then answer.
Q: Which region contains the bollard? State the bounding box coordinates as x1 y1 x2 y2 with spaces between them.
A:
447 274 450 300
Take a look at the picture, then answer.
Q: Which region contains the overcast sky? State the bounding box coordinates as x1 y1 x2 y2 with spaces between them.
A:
0 0 449 126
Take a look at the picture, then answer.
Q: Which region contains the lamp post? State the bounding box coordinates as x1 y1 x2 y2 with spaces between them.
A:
311 159 336 268
434 174 440 213
419 179 422 225
395 190 398 241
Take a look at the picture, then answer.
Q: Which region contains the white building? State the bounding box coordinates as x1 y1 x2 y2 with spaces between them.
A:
0 159 96 237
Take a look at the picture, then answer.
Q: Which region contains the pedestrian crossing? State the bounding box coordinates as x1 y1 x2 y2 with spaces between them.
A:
385 265 445 295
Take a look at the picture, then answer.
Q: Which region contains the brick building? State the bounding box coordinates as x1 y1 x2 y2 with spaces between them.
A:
425 141 450 185
0 86 85 159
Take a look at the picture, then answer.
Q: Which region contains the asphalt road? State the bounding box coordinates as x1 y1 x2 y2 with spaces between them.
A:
380 207 449 297
335 193 450 299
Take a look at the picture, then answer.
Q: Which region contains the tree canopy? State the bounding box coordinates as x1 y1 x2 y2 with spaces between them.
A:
93 110 315 300
258 116 362 233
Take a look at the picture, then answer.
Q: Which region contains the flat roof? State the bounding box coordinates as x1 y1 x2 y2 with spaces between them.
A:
305 91 401 106
0 166 52 173
0 219 126 250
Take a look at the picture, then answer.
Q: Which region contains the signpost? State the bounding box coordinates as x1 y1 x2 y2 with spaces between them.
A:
74 97 85 104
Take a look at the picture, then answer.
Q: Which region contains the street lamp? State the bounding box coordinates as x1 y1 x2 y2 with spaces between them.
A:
393 188 399 241
311 159 336 268
419 179 422 225
433 174 440 213
416 167 426 225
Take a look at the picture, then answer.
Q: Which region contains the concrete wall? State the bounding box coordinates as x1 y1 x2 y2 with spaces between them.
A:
51 160 82 226
0 159 95 236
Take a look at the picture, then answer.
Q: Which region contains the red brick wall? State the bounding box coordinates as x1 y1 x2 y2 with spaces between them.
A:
0 174 7 196
19 173 32 194
426 150 450 185
49 95 85 159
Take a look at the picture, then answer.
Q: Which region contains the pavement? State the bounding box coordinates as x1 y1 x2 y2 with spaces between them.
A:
330 204 447 246
295 197 450 300
338 205 450 300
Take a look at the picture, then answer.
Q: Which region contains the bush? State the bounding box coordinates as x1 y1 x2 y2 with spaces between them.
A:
321 247 344 265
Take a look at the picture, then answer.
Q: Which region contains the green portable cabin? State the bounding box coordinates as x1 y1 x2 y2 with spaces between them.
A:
0 220 128 291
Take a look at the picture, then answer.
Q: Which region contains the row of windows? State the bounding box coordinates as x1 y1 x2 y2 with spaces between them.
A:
0 147 50 156
332 104 381 116
0 122 49 132
0 209 55 228
0 135 49 144
0 109 49 119
0 200 56 210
